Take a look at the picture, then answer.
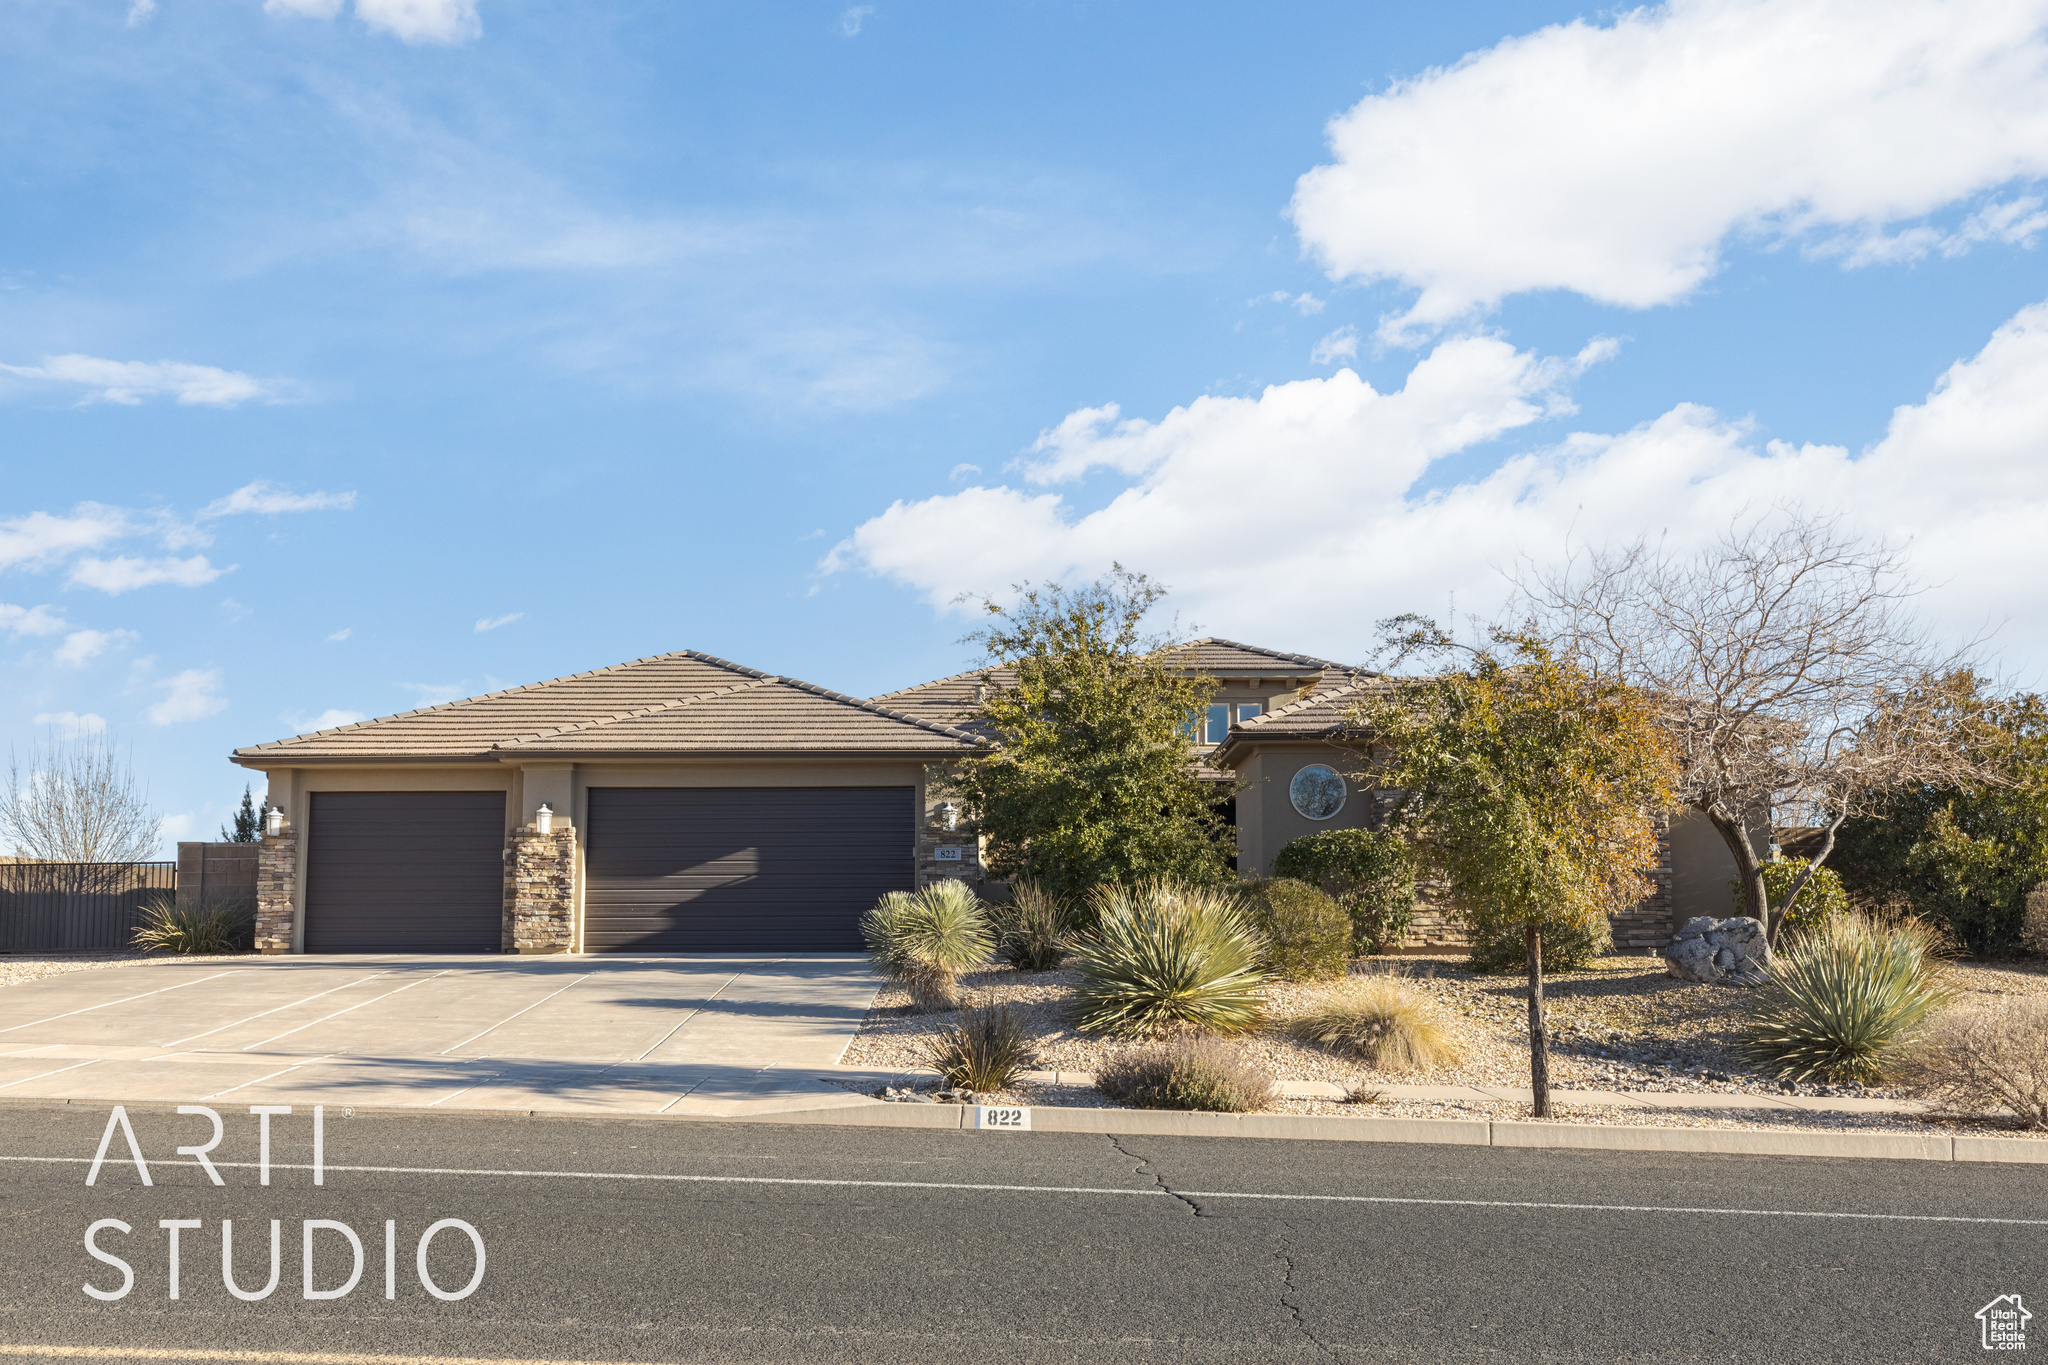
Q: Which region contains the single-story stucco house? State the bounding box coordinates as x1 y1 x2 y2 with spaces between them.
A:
232 638 1747 955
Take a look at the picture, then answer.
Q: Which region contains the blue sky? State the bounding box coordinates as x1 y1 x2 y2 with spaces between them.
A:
5 0 2048 848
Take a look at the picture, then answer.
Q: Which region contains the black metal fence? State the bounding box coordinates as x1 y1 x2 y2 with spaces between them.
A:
0 861 178 953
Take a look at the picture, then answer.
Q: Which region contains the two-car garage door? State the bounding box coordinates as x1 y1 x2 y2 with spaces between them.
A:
301 786 913 953
583 787 914 953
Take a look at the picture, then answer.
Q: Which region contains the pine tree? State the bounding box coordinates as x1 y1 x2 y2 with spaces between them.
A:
222 785 262 843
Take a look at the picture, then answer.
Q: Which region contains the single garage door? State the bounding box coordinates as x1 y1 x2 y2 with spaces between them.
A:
304 791 507 952
584 787 913 953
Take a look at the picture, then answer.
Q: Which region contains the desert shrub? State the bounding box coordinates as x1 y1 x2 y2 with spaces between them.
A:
1895 996 2048 1129
1737 857 1848 933
1094 1037 1275 1112
1070 880 1270 1036
2023 883 2048 956
1465 913 1612 974
987 880 1075 972
1240 878 1350 981
860 881 993 1011
1745 913 1956 1083
131 896 253 955
929 1003 1037 1092
1274 827 1418 954
1285 975 1460 1071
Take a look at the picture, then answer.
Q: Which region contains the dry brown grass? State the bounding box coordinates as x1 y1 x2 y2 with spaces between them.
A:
1284 974 1461 1072
1895 996 2048 1129
1095 1038 1276 1112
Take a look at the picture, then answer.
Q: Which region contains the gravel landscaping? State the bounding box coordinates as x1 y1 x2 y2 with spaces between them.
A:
0 951 175 988
837 952 2048 1134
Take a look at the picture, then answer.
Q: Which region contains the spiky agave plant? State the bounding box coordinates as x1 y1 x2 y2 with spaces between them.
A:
1069 880 1270 1036
1746 913 1955 1084
859 880 993 1011
131 896 254 955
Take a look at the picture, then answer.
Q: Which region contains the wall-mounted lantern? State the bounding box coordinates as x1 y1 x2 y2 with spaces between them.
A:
937 801 959 831
535 803 555 836
263 806 284 838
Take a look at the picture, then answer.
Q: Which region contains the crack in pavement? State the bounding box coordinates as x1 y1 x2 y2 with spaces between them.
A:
1274 1223 1338 1360
1105 1134 1207 1216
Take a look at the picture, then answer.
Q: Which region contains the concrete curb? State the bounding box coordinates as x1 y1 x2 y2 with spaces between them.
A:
8 1092 2044 1164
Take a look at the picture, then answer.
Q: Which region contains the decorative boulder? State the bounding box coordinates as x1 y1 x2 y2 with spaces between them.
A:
1665 916 1771 986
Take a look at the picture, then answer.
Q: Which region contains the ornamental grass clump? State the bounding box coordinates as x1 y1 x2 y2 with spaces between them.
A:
131 896 254 955
1285 974 1461 1072
860 881 993 1012
929 1002 1037 1093
1095 1037 1275 1113
1895 996 2048 1129
988 879 1075 972
1069 880 1270 1037
1745 912 1955 1084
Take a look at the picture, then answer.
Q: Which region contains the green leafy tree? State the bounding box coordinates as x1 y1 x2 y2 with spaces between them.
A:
221 785 262 843
1359 619 1678 1117
949 567 1229 898
1273 827 1418 953
1832 678 2048 954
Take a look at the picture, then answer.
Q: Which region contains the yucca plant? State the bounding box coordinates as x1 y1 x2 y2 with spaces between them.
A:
989 880 1075 972
1095 1037 1275 1112
1069 880 1270 1036
132 895 255 955
1286 974 1460 1071
1746 912 1956 1084
929 1002 1037 1092
860 881 993 1011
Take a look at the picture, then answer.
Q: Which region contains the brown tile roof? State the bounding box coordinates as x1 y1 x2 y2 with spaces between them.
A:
1208 672 1396 764
869 638 1356 730
232 651 982 764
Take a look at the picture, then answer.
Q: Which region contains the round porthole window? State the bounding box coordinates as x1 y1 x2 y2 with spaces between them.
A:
1289 764 1347 821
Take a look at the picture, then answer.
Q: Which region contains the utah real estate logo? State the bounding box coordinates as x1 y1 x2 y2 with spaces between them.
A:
1978 1295 2031 1351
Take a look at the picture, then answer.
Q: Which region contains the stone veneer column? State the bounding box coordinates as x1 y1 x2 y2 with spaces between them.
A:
505 825 577 953
1609 815 1677 955
255 831 297 954
916 775 982 891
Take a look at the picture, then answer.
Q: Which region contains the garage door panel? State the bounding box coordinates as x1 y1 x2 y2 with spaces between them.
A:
305 791 506 953
584 787 913 953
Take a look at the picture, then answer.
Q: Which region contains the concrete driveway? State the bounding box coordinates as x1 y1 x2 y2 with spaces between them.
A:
0 955 886 1117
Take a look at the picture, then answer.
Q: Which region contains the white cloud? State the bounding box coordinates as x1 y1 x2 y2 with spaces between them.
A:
0 506 128 571
68 556 224 594
839 5 875 37
1290 0 2048 341
287 708 368 733
1310 325 1359 366
33 711 105 738
0 354 281 406
155 812 196 854
201 481 357 518
0 604 67 637
55 629 139 666
327 627 352 641
354 0 481 44
474 612 522 632
401 681 470 706
127 0 156 24
265 0 344 15
949 463 982 481
829 299 2048 673
1254 291 1326 316
146 668 227 725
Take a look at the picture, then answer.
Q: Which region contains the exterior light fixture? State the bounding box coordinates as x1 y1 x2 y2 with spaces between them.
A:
263 806 284 838
937 801 958 831
535 803 555 835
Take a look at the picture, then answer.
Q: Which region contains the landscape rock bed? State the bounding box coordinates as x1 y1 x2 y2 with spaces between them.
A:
0 951 199 988
840 953 2048 1130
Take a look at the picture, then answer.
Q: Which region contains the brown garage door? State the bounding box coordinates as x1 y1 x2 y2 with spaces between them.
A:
304 791 506 953
584 787 913 953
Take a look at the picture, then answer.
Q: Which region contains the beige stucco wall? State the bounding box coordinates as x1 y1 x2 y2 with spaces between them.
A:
240 758 929 954
1230 743 1376 878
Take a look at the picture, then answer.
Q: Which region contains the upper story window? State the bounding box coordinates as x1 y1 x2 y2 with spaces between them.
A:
1204 704 1230 744
1237 703 1262 724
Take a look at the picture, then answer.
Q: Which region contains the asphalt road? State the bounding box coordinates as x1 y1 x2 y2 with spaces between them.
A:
0 1101 2039 1364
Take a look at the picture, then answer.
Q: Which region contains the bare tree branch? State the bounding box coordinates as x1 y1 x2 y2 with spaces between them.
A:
0 733 162 866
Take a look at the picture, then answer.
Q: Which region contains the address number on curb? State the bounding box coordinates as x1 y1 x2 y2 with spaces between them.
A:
974 1106 1031 1131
